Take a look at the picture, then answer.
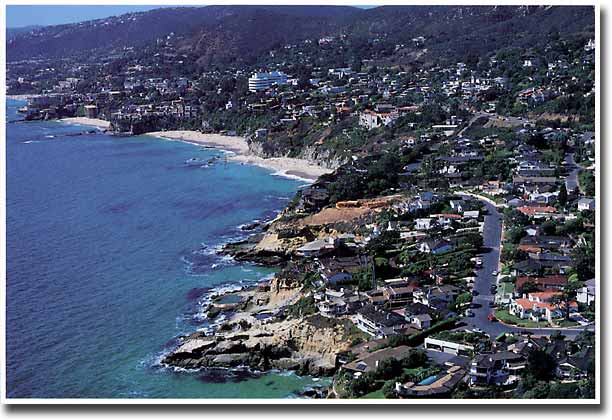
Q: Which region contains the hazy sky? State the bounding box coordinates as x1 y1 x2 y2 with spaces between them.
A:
6 5 175 28
6 4 374 28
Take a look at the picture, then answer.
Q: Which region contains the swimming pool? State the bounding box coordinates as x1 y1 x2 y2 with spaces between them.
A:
417 375 439 386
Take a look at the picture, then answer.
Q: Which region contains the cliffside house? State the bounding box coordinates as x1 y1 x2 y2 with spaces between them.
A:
355 305 410 338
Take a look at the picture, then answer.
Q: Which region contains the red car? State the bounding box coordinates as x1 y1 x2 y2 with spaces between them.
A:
488 314 498 322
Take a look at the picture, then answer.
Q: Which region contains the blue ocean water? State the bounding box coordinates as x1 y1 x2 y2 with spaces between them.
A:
5 99 324 398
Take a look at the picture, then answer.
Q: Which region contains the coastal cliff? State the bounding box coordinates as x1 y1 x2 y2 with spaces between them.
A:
247 139 347 171
161 275 355 376
162 314 353 376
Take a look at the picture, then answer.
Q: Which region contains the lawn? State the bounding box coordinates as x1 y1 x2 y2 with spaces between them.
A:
496 281 514 295
554 319 581 328
494 309 548 328
360 389 386 399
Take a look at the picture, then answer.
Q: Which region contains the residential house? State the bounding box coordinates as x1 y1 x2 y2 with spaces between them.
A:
355 305 410 338
317 255 370 286
424 336 474 357
509 291 578 323
418 238 453 254
469 351 526 387
359 109 399 130
415 218 433 231
576 279 596 305
578 198 595 211
394 365 466 398
342 345 413 375
515 275 568 293
409 314 432 330
296 238 337 257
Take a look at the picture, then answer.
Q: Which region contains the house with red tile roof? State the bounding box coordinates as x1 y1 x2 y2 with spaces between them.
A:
515 275 568 293
509 291 577 323
516 206 558 218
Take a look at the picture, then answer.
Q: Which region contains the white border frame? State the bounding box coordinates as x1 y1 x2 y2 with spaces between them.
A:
1 0 602 405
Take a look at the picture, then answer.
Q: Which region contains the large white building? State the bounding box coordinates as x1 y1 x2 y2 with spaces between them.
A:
248 71 288 92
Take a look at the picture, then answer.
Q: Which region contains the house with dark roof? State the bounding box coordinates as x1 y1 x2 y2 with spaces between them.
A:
394 365 466 398
556 347 594 382
418 238 454 254
469 351 526 387
355 305 410 338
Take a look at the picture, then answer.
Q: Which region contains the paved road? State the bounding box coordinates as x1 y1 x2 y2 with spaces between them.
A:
458 112 490 136
564 152 581 192
459 112 527 137
459 197 503 333
458 196 593 339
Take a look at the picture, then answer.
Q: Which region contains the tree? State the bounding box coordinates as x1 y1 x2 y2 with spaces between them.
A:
525 349 557 381
572 242 595 281
518 280 541 295
382 381 397 399
552 282 580 320
558 183 568 208
376 357 403 380
523 381 551 399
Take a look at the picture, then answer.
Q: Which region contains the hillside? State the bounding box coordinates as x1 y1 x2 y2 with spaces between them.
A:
7 5 594 66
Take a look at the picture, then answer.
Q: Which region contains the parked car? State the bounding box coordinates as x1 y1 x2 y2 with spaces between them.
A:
465 310 475 317
492 271 498 276
489 301 496 308
488 314 498 322
472 328 484 334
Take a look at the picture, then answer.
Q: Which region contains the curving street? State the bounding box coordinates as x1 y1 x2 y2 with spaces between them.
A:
458 195 593 339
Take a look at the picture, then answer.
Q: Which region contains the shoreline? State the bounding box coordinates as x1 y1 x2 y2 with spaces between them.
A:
6 94 42 101
146 130 333 182
59 117 111 130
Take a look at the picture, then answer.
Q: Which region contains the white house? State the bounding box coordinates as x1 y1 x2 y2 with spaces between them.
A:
577 198 595 211
424 336 474 356
359 109 398 130
509 292 578 323
410 314 432 330
415 218 433 231
576 279 596 306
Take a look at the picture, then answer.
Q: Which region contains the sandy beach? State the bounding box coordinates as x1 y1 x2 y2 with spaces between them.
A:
60 117 111 130
147 130 333 182
147 130 249 154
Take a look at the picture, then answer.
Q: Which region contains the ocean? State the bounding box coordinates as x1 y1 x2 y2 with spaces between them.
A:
5 99 325 398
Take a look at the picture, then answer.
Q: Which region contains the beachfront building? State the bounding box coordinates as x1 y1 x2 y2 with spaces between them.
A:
248 71 289 92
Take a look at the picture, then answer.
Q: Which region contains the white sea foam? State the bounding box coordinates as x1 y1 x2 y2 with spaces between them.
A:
271 170 315 183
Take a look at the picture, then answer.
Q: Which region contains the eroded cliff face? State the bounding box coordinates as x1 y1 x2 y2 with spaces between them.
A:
247 140 347 170
161 314 353 376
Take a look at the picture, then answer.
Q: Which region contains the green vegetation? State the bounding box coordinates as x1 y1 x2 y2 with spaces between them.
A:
578 170 595 196
286 295 317 318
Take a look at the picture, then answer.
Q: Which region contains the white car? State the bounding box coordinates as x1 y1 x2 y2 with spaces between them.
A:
492 271 498 276
472 328 484 334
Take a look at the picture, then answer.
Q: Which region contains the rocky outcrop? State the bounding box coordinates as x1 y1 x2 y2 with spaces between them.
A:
161 315 354 376
247 140 347 171
218 232 288 265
